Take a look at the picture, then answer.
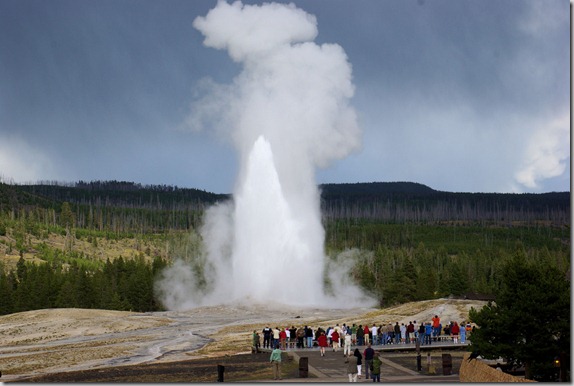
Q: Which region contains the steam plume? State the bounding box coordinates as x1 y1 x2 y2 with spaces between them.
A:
156 0 372 309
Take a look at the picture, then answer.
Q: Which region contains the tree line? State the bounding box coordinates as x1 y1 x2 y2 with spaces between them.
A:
320 182 570 225
0 180 570 313
326 220 569 306
0 255 167 315
2 181 570 235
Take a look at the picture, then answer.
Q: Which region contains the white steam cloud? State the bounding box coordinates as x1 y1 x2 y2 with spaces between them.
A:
514 111 570 189
0 134 56 183
156 0 373 309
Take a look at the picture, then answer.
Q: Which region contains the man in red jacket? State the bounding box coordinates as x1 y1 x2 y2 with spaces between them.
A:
451 321 460 343
331 329 340 352
363 324 370 345
317 331 329 356
407 321 415 344
432 315 441 338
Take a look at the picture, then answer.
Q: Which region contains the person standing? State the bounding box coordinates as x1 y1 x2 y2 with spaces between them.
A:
344 332 352 358
327 326 333 346
364 324 370 345
347 352 358 382
418 323 426 345
412 320 419 344
331 329 340 352
394 322 401 344
280 328 288 350
354 348 363 378
431 315 441 338
466 323 473 339
363 343 375 380
252 330 261 353
407 321 415 344
317 331 329 356
386 323 394 345
460 322 467 343
305 326 314 348
296 326 305 348
370 324 378 345
451 321 460 343
289 326 297 348
272 327 280 349
357 325 365 346
400 323 406 344
371 351 382 382
262 326 272 349
424 322 433 345
285 327 291 348
269 344 282 380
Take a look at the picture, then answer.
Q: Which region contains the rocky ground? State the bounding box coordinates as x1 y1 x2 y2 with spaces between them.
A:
0 298 485 382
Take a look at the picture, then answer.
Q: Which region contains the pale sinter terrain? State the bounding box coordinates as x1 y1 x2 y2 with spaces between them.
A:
0 298 485 381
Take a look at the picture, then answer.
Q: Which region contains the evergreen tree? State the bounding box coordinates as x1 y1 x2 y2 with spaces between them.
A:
387 257 417 304
468 252 570 381
0 267 15 314
16 256 27 282
443 260 468 296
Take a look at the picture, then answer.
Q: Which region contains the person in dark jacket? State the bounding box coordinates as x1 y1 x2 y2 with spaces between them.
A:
418 323 425 345
353 348 363 378
356 325 365 346
363 343 375 379
394 322 401 344
262 326 271 349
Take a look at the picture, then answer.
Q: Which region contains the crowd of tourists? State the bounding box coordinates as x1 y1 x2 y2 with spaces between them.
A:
256 314 475 382
254 315 474 353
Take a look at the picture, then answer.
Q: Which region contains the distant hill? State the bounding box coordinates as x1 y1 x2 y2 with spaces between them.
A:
2 181 229 232
9 181 228 209
319 181 437 196
319 181 570 225
1 180 569 228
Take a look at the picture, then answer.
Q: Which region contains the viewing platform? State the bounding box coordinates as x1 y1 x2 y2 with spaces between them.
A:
260 339 470 354
258 340 469 382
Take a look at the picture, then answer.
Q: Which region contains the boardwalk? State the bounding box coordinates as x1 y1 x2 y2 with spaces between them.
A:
262 341 469 382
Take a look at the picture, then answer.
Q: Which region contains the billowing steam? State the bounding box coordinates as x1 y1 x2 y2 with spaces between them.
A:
156 0 374 309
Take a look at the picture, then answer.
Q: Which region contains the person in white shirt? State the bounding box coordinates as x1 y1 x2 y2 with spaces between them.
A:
344 332 352 358
400 323 407 344
371 324 378 345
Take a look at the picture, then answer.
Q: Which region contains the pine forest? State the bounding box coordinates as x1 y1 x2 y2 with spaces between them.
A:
0 180 569 315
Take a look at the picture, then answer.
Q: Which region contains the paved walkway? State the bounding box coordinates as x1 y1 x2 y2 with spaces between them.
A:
261 343 465 382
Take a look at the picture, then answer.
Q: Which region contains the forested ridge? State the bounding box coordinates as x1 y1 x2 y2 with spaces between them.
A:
4 180 570 229
0 180 569 315
320 181 570 225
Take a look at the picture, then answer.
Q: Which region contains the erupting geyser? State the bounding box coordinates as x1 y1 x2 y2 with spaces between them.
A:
156 0 373 309
232 135 324 305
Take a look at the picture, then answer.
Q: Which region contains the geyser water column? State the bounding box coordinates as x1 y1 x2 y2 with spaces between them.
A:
160 0 368 309
232 135 323 305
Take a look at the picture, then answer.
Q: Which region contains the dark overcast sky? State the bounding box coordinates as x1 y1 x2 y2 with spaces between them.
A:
0 0 569 194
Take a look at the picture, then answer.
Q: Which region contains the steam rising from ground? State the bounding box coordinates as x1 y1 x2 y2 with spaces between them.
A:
156 1 373 309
